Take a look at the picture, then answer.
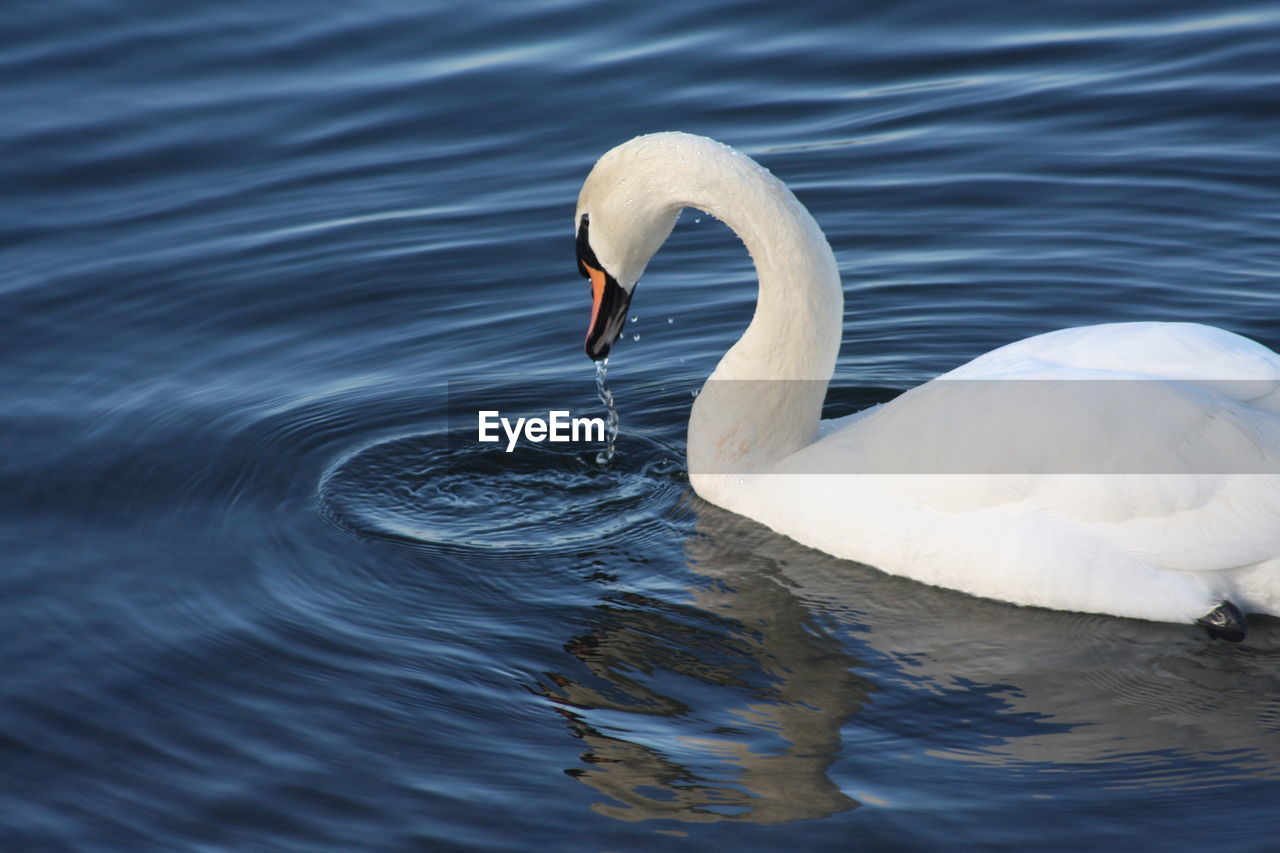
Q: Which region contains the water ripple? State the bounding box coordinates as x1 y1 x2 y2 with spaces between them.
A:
319 430 686 558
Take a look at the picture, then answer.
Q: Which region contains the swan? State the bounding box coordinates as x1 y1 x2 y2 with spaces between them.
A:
574 132 1280 641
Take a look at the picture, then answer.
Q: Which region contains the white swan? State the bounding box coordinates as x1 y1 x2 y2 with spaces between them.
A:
574 132 1280 640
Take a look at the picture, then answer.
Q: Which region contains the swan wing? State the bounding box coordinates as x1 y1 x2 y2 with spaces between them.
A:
943 321 1280 408
773 322 1280 596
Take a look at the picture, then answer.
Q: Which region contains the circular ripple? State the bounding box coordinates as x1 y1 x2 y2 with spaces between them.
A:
318 429 687 557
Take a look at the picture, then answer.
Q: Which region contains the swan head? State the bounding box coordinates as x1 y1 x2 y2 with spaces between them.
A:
575 135 683 360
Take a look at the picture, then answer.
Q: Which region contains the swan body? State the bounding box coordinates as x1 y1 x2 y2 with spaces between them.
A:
574 132 1280 634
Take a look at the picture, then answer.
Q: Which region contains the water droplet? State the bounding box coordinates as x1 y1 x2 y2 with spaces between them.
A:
630 315 638 324
667 317 674 324
632 333 640 342
594 359 620 466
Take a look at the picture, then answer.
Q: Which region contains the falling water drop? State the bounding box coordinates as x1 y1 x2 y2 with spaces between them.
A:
594 358 620 466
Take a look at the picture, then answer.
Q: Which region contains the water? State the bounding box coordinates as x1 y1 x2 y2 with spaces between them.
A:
4 1 1280 850
594 359 620 466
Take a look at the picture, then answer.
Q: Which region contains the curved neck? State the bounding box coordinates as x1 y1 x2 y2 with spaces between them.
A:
659 141 844 474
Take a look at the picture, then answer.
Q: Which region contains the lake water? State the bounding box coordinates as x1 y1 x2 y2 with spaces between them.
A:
4 1 1280 850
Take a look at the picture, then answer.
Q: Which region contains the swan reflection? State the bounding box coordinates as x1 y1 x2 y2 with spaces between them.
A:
538 494 1280 824
536 503 870 823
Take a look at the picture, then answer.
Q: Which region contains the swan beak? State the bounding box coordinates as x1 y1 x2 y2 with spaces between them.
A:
583 262 631 361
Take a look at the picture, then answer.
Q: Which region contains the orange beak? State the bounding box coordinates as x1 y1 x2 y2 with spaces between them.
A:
585 262 608 339
581 261 632 361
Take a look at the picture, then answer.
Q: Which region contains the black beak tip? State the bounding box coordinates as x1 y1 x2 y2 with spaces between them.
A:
585 334 612 361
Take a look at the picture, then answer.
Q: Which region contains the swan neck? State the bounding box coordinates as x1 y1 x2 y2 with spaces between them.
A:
670 142 843 474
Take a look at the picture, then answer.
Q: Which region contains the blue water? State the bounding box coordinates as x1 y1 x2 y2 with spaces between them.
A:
4 1 1280 850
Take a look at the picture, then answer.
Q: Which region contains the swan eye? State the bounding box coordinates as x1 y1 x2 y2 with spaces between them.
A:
576 213 601 280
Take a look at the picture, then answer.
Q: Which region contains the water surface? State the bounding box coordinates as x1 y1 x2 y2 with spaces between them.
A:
4 1 1280 850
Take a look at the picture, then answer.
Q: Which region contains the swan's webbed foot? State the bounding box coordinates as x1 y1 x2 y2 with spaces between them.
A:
1196 600 1247 643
